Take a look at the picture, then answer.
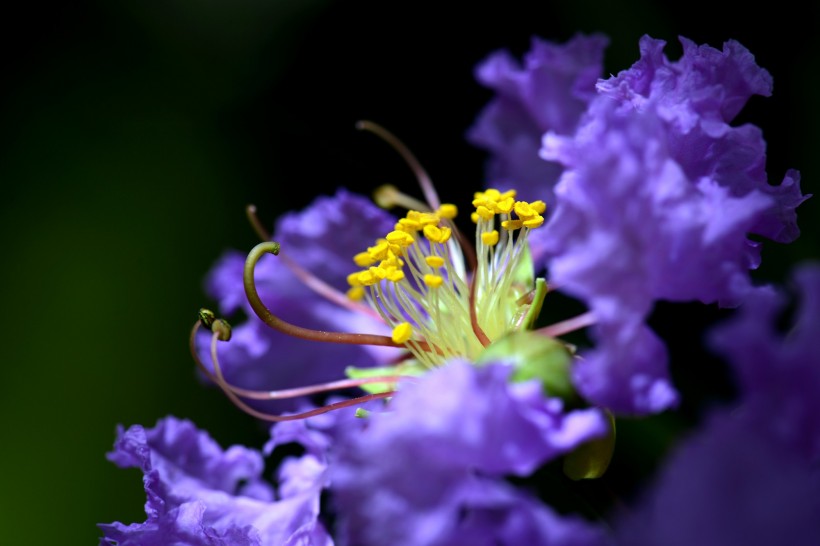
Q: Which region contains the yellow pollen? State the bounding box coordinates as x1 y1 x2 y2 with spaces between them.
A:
523 215 545 229
514 201 535 218
347 286 365 301
481 230 500 246
354 251 375 267
424 274 444 288
392 322 413 344
425 256 446 268
437 203 458 219
347 271 363 286
471 212 479 223
423 225 452 244
501 219 523 231
496 197 514 214
386 230 414 247
418 213 440 226
397 218 422 231
476 205 494 221
387 269 405 282
530 200 546 214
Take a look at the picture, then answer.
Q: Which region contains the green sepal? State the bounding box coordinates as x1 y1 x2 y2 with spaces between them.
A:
476 330 575 400
345 361 427 394
563 409 616 480
354 408 371 419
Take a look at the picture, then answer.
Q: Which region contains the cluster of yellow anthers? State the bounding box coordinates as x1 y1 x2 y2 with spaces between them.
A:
346 188 546 367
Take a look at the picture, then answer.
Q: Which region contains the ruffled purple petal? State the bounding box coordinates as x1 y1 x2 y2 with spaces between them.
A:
468 34 608 204
573 318 678 415
99 416 332 546
597 35 806 245
330 361 608 545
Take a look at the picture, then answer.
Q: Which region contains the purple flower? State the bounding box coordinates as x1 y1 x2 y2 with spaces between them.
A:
98 416 332 546
198 189 402 409
468 33 608 206
330 360 609 546
709 263 820 462
470 35 808 415
616 263 820 545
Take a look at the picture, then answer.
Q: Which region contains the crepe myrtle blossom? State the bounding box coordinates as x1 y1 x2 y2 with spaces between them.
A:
616 264 820 546
190 121 602 426
98 416 332 546
471 35 807 414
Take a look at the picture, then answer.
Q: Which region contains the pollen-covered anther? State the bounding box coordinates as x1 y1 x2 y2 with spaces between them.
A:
481 230 500 246
385 230 415 247
495 197 515 214
423 224 452 244
392 322 413 344
347 286 365 301
501 219 523 231
514 201 536 218
437 203 458 219
523 215 545 228
425 256 446 268
353 251 375 267
424 274 444 288
475 205 494 221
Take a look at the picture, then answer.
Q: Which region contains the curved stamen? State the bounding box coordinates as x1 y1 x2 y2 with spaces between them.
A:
244 241 403 348
207 329 396 422
246 204 272 241
537 311 597 338
356 120 441 211
190 318 409 400
246 205 381 319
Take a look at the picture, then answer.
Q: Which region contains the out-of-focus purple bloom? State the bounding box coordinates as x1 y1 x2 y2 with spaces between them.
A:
616 263 820 545
330 360 609 546
198 189 402 409
468 33 608 205
709 263 820 462
98 416 332 546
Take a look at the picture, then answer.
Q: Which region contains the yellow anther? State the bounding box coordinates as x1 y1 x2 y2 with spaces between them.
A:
370 266 387 280
523 215 545 229
397 218 422 232
496 197 515 214
475 205 494 221
368 240 390 261
357 270 377 286
438 203 458 219
387 269 405 282
514 201 536 218
530 200 546 214
347 271 363 286
347 286 365 301
501 219 523 231
424 274 444 288
423 224 453 243
354 251 375 267
386 230 415 247
481 230 500 246
500 189 517 200
425 256 446 268
471 212 479 223
484 188 502 201
418 212 440 226
392 322 413 344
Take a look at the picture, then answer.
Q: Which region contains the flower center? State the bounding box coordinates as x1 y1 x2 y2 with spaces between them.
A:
346 188 546 366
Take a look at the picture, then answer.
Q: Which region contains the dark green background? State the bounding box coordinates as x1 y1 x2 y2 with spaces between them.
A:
1 1 817 543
